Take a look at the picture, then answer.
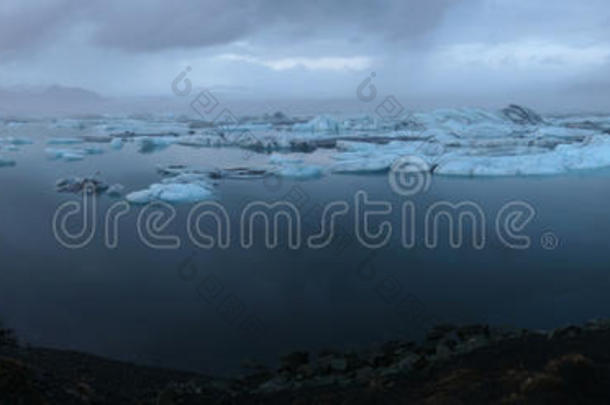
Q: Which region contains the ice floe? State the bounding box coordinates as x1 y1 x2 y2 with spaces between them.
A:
1 137 33 146
435 135 610 176
292 115 340 133
110 138 124 150
107 184 125 197
275 164 325 179
0 156 16 167
47 137 84 145
135 136 178 153
20 104 610 177
45 146 104 162
126 182 214 204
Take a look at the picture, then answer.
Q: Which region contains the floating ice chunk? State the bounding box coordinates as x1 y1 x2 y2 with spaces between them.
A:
2 137 33 145
83 146 105 155
341 116 379 131
4 145 19 152
47 137 84 145
110 138 124 150
275 164 324 179
107 184 125 197
45 148 85 162
292 115 340 133
0 156 16 167
135 136 177 153
269 154 304 165
126 182 214 204
331 157 396 173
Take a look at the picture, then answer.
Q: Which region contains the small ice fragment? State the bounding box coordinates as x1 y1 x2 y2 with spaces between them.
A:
0 156 16 167
107 184 125 197
3 137 33 145
275 164 324 179
269 154 304 165
47 137 84 145
83 146 104 155
45 148 85 162
110 138 124 150
331 157 395 173
136 136 177 153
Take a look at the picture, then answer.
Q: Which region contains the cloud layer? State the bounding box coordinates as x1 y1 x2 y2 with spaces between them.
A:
1 0 610 110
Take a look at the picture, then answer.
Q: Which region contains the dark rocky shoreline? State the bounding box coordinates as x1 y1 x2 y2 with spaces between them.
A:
3 320 610 403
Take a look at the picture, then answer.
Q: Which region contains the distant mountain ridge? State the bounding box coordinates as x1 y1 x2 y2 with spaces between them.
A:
0 85 105 116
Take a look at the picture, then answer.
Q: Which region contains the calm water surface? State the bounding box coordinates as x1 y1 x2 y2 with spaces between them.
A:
1 139 609 375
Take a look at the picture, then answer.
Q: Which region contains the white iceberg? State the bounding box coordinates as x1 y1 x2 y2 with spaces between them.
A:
435 135 610 176
292 115 340 133
107 184 125 197
275 164 324 179
269 154 304 165
126 182 214 204
110 138 124 150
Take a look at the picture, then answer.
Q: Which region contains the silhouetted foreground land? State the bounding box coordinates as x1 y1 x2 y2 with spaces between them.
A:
3 320 610 404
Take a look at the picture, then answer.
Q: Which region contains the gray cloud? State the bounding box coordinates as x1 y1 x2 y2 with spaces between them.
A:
0 0 458 53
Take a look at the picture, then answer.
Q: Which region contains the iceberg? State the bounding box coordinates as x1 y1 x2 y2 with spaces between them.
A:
126 182 214 204
135 136 178 153
45 147 104 162
292 115 340 134
435 135 610 176
0 156 16 167
269 154 304 165
331 157 396 174
110 138 124 150
45 148 85 162
275 164 324 179
2 137 33 145
107 184 125 197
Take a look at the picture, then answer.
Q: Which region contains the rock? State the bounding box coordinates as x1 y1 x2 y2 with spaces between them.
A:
396 353 420 372
585 319 610 331
456 324 490 341
354 366 374 382
434 342 453 360
280 351 309 373
257 376 291 393
330 358 348 372
55 176 109 194
547 326 582 340
426 324 456 341
520 373 563 394
545 354 596 389
295 364 314 379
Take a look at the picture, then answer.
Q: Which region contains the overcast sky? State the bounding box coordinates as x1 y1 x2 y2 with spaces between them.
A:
1 0 610 110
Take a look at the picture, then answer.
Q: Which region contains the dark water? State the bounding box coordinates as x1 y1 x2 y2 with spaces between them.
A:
1 141 610 376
